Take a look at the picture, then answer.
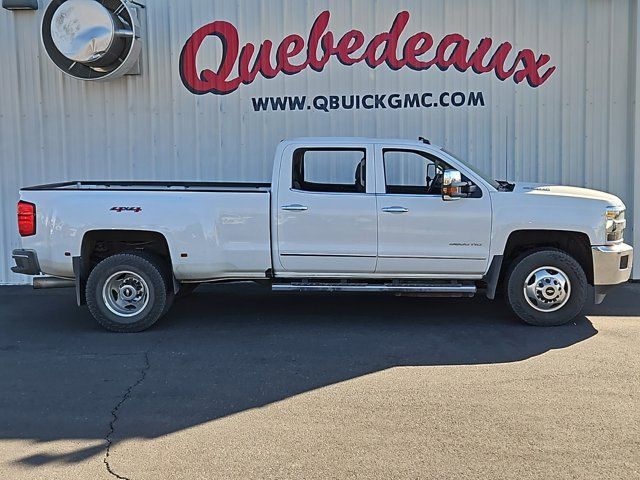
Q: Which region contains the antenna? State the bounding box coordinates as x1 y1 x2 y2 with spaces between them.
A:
418 136 430 145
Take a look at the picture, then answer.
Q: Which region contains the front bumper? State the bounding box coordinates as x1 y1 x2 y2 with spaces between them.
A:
592 243 633 304
11 249 41 275
592 243 633 286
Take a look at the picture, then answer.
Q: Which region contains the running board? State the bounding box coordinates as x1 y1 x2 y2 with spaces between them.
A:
272 282 476 296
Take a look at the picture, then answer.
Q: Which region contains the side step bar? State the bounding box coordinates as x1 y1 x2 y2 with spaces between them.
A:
33 277 75 289
272 282 476 296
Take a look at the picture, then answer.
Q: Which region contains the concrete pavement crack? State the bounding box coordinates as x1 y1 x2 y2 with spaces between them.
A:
102 350 151 480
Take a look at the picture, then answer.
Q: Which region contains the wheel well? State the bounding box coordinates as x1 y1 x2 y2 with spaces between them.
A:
81 230 171 269
500 230 594 286
75 230 173 306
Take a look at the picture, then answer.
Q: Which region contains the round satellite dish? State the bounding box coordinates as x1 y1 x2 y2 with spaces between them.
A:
42 0 142 81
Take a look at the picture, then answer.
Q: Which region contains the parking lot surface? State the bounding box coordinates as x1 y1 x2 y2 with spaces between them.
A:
0 283 639 480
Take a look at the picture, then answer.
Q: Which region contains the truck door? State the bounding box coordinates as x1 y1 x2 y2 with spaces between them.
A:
275 144 377 274
374 146 492 276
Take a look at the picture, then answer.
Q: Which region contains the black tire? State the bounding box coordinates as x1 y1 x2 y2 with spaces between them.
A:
86 252 170 332
505 248 588 326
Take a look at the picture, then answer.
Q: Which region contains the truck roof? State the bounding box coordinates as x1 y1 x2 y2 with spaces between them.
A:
284 137 443 149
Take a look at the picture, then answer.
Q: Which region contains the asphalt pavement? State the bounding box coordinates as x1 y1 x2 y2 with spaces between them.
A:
0 282 639 479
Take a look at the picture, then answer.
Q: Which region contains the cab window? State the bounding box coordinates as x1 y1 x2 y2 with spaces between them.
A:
383 149 481 197
292 148 367 193
383 149 444 195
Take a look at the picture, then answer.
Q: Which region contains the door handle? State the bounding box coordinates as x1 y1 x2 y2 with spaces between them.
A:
381 206 409 214
281 204 308 211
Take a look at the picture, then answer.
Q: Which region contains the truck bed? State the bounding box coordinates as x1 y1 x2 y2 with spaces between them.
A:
21 181 271 193
18 183 273 281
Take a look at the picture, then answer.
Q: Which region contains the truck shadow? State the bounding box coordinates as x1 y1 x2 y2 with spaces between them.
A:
0 282 619 466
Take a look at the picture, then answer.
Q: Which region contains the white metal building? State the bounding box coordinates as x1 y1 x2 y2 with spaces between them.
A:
1 0 639 284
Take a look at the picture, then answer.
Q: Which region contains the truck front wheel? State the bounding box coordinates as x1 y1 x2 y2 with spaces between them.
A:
86 252 170 332
505 249 588 326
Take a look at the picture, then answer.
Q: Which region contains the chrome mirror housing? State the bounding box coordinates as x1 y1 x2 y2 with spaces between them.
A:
442 169 465 201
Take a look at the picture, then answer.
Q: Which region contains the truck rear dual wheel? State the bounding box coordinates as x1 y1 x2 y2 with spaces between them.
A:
505 249 588 326
86 252 172 333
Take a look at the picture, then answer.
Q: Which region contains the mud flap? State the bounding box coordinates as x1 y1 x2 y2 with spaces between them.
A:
73 256 89 306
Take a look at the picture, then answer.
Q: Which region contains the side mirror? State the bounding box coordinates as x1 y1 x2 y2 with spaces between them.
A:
442 169 466 201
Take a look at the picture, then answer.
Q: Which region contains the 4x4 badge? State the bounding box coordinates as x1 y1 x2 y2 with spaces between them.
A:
110 207 142 213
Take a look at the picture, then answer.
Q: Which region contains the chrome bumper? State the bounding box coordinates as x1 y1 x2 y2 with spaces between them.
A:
592 243 633 286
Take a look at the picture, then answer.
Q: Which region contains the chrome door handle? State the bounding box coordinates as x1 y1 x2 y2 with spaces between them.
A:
381 206 409 214
281 204 308 211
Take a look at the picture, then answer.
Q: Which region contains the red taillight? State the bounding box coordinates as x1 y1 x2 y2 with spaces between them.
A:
17 201 36 237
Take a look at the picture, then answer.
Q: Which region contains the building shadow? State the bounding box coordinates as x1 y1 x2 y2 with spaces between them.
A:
0 282 610 466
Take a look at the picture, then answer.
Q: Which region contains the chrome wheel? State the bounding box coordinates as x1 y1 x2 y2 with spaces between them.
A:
523 266 571 312
102 271 150 318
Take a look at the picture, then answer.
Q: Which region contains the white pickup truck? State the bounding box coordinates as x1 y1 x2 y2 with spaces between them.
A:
12 137 633 332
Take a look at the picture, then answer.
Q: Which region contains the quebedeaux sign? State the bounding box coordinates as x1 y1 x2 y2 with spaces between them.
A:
179 10 556 96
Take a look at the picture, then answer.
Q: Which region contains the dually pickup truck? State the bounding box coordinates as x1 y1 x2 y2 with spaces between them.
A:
12 137 633 332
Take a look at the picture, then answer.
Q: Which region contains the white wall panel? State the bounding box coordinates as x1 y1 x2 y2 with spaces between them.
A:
0 0 638 283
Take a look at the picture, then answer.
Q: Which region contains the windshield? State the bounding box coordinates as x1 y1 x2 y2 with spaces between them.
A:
440 148 501 190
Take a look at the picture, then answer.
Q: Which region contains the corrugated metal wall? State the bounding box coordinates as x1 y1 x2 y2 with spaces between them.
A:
1 0 638 283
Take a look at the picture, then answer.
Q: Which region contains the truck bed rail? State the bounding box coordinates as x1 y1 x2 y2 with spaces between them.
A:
21 181 271 193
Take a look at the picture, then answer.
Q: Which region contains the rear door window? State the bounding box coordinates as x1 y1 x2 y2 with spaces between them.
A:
292 149 367 193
